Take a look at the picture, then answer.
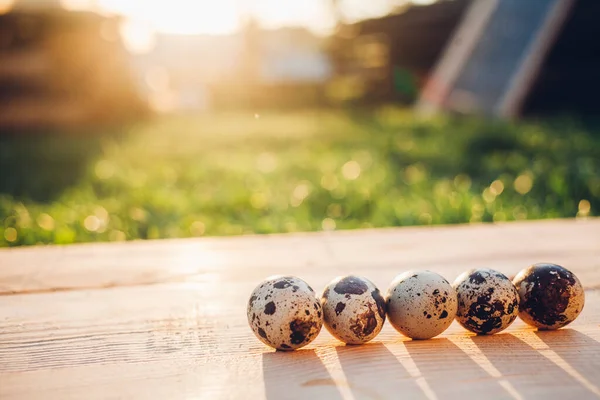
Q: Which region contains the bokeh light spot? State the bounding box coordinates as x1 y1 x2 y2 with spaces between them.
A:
490 180 504 196
190 221 206 236
578 199 591 217
471 202 484 218
403 164 426 185
84 215 101 232
119 18 155 54
454 174 472 191
327 203 342 218
129 207 147 222
36 213 55 231
514 174 533 195
3 227 17 242
342 160 361 180
513 206 528 220
482 188 496 203
321 174 339 191
109 230 127 241
322 218 336 231
293 182 311 201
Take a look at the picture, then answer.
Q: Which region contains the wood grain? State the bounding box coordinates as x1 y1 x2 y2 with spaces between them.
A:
1 283 600 399
1 218 599 295
1 218 599 399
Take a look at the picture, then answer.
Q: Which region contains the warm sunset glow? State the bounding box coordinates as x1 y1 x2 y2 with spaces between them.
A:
0 0 14 14
92 0 337 36
9 0 436 34
97 0 241 35
57 0 427 37
251 0 335 34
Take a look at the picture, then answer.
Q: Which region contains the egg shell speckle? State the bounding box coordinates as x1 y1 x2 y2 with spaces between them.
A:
453 268 519 335
386 270 457 340
513 263 585 330
320 275 386 344
247 276 323 351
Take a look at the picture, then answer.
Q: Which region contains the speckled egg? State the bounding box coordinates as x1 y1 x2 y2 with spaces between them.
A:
320 275 386 344
513 263 584 330
386 270 457 340
453 269 519 335
247 276 323 351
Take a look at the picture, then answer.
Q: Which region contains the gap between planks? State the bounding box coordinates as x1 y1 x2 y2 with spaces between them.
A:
0 218 599 296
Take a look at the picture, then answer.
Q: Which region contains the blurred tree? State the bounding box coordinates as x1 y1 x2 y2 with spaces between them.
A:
0 8 148 130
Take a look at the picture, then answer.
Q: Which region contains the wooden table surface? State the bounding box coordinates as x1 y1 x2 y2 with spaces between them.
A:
1 218 600 400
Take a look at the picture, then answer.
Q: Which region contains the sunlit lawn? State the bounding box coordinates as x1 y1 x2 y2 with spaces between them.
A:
1 108 599 247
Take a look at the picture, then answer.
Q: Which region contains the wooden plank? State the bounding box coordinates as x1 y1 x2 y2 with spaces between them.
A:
1 218 599 295
1 281 600 399
1 219 599 399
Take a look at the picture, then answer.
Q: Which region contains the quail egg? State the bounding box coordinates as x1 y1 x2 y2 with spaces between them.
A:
453 269 519 335
513 263 584 330
321 275 386 344
386 270 457 339
247 276 323 350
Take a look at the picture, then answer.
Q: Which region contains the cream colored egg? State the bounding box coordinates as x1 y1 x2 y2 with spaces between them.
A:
386 270 457 340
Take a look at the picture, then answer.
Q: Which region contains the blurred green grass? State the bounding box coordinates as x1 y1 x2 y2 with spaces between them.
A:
1 108 599 247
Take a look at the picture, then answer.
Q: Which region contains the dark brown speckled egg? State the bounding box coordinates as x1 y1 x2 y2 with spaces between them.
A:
247 276 323 351
453 268 519 335
513 263 584 330
320 275 386 344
